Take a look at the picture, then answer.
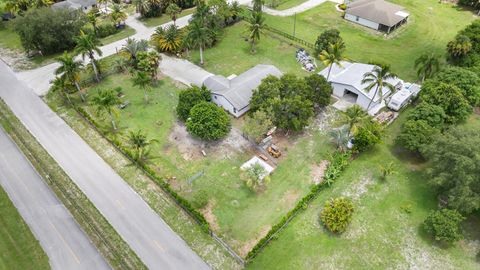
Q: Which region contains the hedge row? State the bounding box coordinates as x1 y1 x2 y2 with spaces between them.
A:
245 151 352 261
74 106 210 233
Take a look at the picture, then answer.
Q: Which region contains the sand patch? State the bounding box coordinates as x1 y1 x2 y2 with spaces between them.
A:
168 121 251 161
311 160 330 184
280 189 301 209
200 199 220 232
342 175 374 201
239 225 271 258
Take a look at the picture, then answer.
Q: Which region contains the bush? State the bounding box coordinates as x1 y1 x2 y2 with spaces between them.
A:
14 7 86 54
96 23 118 38
186 102 231 140
407 103 446 129
424 209 464 243
320 197 354 234
396 119 439 153
353 121 383 152
339 3 347 10
176 86 211 121
314 28 343 56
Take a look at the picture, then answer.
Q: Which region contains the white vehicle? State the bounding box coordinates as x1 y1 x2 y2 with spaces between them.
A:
388 83 421 111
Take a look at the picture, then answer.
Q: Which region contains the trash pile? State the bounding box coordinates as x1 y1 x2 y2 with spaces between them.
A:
296 48 317 72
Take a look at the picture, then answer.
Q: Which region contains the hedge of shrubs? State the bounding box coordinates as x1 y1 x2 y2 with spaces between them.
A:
75 106 210 233
246 151 352 261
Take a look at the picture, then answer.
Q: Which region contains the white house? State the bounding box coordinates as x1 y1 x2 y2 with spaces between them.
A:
344 0 409 33
52 0 97 12
203 65 283 118
319 61 403 114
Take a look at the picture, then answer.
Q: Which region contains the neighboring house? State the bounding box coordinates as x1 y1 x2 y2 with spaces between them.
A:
344 0 409 33
319 61 403 113
203 65 283 118
52 0 97 12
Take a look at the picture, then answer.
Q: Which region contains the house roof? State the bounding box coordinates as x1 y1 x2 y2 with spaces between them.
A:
346 0 409 27
203 64 283 109
52 0 96 9
319 61 402 102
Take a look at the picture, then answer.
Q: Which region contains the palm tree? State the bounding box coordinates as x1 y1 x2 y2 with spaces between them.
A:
133 0 149 16
328 125 350 152
340 104 368 137
110 4 127 27
230 1 241 22
186 20 212 65
319 41 347 81
247 11 265 53
121 38 149 67
31 0 53 8
51 76 72 104
91 88 121 130
379 162 395 181
87 10 99 36
98 0 109 13
55 52 85 102
74 31 103 83
447 35 472 58
252 0 263 12
414 53 440 82
127 129 158 164
166 3 181 26
361 64 397 111
151 25 183 53
132 71 152 103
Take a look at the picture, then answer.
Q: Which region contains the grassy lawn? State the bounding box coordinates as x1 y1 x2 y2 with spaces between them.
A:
99 26 136 46
274 0 309 10
264 0 476 81
54 72 335 256
0 186 50 270
247 112 480 269
188 21 312 77
140 7 196 28
0 21 22 51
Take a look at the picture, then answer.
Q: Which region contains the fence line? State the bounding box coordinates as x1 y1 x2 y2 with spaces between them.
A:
264 25 315 49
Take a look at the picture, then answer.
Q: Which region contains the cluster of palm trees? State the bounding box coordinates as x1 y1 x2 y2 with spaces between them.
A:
4 0 52 14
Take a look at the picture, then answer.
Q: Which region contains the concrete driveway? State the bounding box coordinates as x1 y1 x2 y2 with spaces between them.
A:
0 61 209 270
0 128 110 270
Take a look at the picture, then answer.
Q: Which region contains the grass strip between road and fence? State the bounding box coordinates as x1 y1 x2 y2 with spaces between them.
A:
245 150 352 263
0 98 146 270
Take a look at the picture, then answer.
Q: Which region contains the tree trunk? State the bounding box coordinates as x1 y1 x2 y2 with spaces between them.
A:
74 81 86 102
91 56 100 83
251 39 255 53
199 45 204 65
366 85 380 111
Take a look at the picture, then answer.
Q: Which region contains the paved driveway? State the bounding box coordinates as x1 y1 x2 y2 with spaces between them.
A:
0 128 110 270
0 61 209 270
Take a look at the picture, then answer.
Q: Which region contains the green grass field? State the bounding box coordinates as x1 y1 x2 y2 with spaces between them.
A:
140 7 196 28
57 72 336 256
274 0 309 10
264 0 476 81
247 112 480 269
0 186 50 270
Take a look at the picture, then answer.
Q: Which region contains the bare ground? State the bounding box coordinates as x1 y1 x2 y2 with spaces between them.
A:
280 189 301 209
238 225 272 258
311 160 330 185
0 47 34 71
168 121 251 161
200 199 220 231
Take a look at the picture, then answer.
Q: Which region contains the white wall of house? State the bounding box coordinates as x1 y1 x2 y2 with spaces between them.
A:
344 13 380 30
211 94 249 118
331 83 379 110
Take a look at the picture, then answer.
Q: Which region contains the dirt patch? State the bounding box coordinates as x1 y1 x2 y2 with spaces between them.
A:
311 160 330 184
200 199 220 232
238 225 271 258
0 47 34 71
168 121 251 161
342 175 374 201
312 107 340 134
280 189 301 208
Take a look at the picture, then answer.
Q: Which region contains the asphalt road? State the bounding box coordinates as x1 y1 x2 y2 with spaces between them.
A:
0 61 210 269
0 128 110 270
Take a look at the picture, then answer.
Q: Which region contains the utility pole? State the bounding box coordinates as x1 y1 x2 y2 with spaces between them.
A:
293 12 297 37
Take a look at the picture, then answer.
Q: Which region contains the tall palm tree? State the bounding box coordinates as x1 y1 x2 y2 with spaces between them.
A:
110 4 127 27
127 129 157 164
132 71 152 103
252 0 263 12
186 20 212 65
340 104 368 137
151 24 183 53
91 88 121 130
414 53 440 82
361 64 397 111
319 41 347 81
51 76 72 104
247 11 265 53
133 0 149 16
55 52 85 102
74 31 103 83
87 10 99 36
166 3 181 26
121 38 149 67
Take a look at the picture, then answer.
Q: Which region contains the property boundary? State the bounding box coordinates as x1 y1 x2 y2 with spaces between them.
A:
264 25 315 49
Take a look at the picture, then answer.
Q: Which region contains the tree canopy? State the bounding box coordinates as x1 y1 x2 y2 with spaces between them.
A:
314 28 343 57
424 209 465 243
432 66 480 106
186 102 231 140
176 85 211 121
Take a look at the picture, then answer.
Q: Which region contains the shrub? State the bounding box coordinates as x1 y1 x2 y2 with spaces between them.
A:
186 102 231 140
407 103 446 129
96 23 118 38
339 3 347 10
176 85 211 121
424 209 464 243
396 119 439 153
14 7 87 54
242 110 273 143
314 28 343 56
353 121 383 152
320 197 354 234
242 162 271 192
192 190 209 209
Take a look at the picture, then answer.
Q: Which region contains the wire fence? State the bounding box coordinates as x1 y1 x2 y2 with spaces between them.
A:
264 25 315 49
0 99 142 270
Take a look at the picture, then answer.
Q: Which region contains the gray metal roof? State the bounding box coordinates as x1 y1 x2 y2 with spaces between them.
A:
52 0 96 9
319 61 402 102
346 0 408 27
204 64 283 109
